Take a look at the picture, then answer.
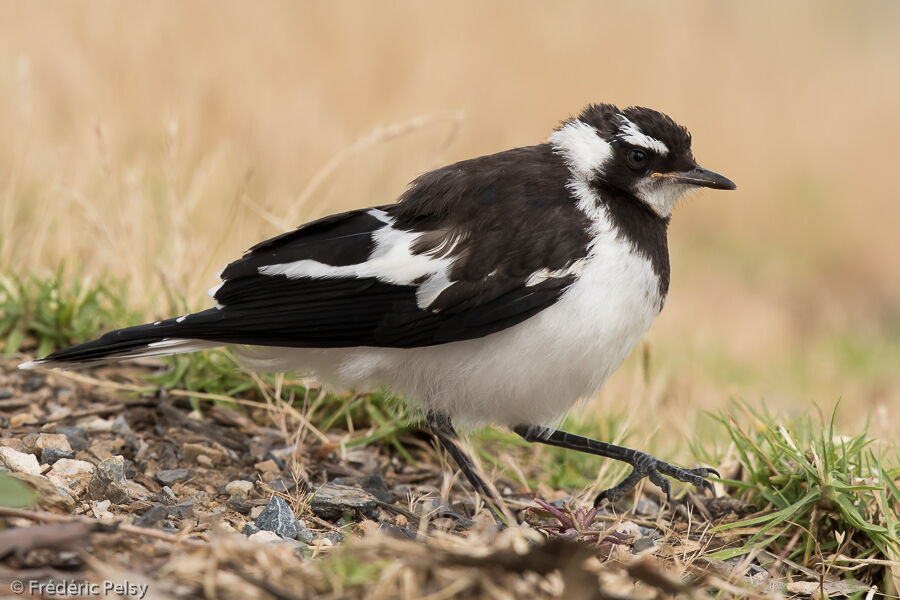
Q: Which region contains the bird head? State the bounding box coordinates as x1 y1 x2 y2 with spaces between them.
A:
550 103 736 218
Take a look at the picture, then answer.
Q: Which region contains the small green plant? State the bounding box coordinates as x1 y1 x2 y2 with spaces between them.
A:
710 400 900 588
0 265 136 358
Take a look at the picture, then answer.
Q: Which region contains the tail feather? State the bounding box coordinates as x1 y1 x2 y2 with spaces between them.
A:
17 311 225 370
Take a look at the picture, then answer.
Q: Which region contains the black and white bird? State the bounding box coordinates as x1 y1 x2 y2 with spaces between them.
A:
20 103 735 507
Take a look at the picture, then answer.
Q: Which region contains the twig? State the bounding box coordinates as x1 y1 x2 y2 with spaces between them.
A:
0 520 114 559
223 560 307 600
39 401 157 424
0 506 207 548
0 398 30 409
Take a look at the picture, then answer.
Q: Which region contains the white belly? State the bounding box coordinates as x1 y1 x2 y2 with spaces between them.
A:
237 233 663 430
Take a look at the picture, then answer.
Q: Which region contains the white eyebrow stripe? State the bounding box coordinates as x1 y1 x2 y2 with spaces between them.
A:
617 116 669 156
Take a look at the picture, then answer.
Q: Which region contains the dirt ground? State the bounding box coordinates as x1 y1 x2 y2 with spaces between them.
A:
2 358 886 599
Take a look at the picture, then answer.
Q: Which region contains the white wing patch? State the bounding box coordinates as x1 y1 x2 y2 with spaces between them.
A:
367 208 391 223
616 116 669 155
257 218 456 310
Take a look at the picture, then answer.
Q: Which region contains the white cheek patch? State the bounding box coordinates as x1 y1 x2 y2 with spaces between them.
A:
617 116 669 156
549 120 613 180
257 220 457 310
634 179 693 218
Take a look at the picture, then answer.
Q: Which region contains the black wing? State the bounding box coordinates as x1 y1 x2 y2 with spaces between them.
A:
36 144 593 364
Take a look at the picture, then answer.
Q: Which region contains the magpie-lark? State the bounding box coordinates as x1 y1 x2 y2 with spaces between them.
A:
21 103 736 508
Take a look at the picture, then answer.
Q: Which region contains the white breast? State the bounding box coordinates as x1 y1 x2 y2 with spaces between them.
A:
236 207 664 430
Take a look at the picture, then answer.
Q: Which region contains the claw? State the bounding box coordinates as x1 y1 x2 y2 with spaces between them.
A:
649 468 671 503
700 479 715 495
706 467 721 479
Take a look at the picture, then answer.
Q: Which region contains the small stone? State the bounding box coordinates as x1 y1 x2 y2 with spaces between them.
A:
9 413 37 427
154 469 191 486
225 480 254 498
242 524 260 536
183 443 224 463
1 438 27 453
49 458 95 477
40 447 76 465
160 486 178 504
90 499 115 519
267 477 298 494
248 530 282 544
0 389 12 399
54 426 90 451
111 417 139 450
253 459 280 474
634 498 660 516
226 496 251 514
89 439 125 460
250 505 265 519
0 446 41 476
134 504 168 528
126 480 153 501
169 502 194 519
87 456 130 504
255 496 299 539
80 417 113 433
633 537 656 553
360 474 397 503
296 525 316 545
636 525 661 539
310 482 378 521
263 451 286 470
324 531 343 545
196 454 213 467
22 375 44 392
35 433 73 454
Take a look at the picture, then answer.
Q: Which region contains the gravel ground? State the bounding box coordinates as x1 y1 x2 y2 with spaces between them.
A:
0 359 859 599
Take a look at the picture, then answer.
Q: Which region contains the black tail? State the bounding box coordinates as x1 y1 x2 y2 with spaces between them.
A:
18 309 227 369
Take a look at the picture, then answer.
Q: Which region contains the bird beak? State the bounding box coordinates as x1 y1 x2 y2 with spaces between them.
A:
652 166 737 190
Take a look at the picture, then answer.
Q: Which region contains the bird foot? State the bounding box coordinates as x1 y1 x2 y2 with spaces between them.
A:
593 451 719 507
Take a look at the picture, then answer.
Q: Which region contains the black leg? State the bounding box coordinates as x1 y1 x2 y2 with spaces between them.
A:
513 424 719 507
426 411 501 507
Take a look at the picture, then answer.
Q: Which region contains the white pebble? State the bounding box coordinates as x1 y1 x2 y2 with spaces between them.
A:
248 530 282 544
225 480 254 497
0 447 41 476
49 458 95 477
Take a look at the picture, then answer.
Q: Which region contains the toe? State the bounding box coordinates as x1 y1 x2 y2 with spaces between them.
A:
594 489 612 508
648 468 671 503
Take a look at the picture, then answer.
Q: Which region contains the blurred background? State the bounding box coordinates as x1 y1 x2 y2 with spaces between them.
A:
1 2 898 443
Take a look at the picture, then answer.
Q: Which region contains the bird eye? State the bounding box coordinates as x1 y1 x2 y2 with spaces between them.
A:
626 148 648 169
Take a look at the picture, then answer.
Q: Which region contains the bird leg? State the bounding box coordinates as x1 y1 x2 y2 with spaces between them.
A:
513 424 718 507
426 411 502 508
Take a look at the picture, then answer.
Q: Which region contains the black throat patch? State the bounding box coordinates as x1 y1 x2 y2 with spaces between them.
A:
592 183 671 302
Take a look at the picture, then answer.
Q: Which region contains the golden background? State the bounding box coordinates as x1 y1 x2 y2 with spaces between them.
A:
2 2 898 443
